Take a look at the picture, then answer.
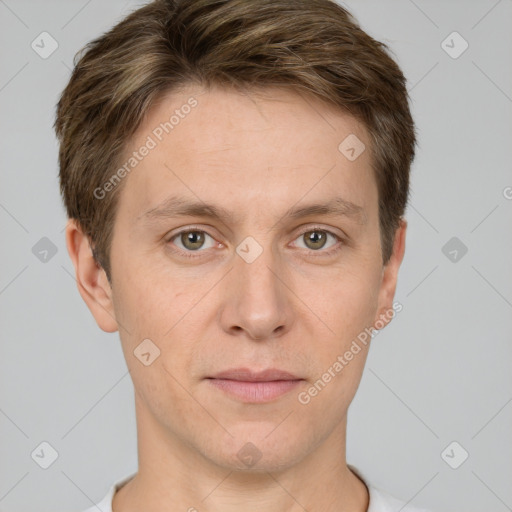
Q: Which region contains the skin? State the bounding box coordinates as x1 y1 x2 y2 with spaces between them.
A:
66 83 406 512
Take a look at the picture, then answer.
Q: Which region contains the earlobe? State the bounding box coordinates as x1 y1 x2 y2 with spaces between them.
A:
65 219 119 333
372 218 407 331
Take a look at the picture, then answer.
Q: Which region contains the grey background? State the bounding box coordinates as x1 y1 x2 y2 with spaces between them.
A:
0 0 511 511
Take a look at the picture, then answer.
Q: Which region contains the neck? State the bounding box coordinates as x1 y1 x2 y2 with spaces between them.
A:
113 392 369 512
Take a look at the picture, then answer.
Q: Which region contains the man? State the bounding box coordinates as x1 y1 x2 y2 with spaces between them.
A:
54 0 433 510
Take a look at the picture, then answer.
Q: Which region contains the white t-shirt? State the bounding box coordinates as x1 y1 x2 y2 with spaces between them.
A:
82 464 433 512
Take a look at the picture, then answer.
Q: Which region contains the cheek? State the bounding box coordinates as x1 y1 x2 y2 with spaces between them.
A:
112 273 202 411
111 255 189 336
302 262 382 345
112 266 213 381
297 274 378 418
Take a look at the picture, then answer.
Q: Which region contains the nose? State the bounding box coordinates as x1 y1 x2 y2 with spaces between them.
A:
218 240 294 341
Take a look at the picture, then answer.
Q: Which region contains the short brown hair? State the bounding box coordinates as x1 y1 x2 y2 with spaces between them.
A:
54 0 416 281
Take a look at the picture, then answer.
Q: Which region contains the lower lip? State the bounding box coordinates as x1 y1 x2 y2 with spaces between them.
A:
207 378 302 403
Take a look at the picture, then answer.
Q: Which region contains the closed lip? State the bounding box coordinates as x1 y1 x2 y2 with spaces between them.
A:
207 368 302 382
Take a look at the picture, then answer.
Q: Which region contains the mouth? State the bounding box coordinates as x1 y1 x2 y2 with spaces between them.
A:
206 368 304 403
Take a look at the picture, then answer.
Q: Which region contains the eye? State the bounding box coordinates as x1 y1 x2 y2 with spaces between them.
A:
292 228 343 254
166 226 344 260
168 229 216 253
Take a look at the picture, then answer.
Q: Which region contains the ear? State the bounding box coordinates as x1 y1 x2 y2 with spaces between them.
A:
372 218 407 330
65 219 118 333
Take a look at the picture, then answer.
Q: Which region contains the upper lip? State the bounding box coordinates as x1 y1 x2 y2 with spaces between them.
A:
208 368 302 382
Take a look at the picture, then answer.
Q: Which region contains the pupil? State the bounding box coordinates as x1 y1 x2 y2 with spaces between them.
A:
183 231 204 249
307 231 325 249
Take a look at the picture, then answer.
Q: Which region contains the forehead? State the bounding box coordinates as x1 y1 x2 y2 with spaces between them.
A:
116 83 377 223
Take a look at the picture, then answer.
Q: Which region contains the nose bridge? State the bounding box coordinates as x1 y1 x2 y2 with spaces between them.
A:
221 233 292 339
238 235 280 297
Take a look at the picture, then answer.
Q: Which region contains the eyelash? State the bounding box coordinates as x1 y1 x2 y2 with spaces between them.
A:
165 225 345 260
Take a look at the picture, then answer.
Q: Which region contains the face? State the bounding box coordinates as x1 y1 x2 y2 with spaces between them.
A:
69 83 405 473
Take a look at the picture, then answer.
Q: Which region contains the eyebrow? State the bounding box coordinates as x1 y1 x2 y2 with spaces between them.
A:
138 194 366 227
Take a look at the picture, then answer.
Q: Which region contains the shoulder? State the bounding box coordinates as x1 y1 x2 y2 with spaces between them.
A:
367 485 433 512
79 472 137 512
348 464 435 512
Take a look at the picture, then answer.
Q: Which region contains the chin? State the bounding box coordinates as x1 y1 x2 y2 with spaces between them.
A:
201 426 314 474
